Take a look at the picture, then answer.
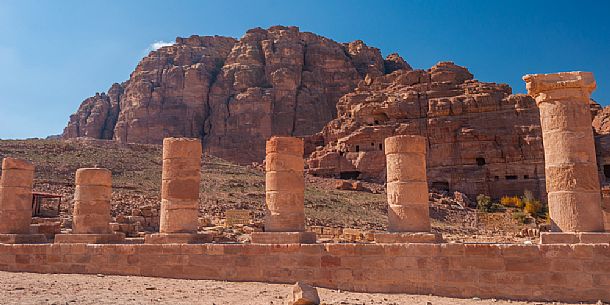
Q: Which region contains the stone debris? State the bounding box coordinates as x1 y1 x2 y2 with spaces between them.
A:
290 282 320 305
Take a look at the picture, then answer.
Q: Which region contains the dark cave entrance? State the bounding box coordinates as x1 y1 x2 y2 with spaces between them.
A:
340 171 361 180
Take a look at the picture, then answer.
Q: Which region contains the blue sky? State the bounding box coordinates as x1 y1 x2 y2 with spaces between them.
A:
1 0 609 139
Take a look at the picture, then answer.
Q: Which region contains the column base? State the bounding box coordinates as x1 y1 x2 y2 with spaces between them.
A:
251 232 316 244
374 232 443 243
540 232 610 244
54 233 126 244
144 233 213 244
0 234 47 244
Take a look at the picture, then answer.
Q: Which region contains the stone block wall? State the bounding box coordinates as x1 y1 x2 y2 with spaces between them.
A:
0 242 608 302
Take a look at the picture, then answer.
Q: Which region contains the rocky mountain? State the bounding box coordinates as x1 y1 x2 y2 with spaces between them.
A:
305 62 547 199
64 25 610 200
64 26 409 163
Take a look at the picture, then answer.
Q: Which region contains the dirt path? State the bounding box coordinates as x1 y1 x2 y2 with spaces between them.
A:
0 271 590 305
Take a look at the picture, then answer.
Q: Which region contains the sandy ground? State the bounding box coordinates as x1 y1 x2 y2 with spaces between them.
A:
0 271 593 305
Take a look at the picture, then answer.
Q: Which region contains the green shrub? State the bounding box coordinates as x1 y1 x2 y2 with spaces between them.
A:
477 194 504 212
512 211 528 224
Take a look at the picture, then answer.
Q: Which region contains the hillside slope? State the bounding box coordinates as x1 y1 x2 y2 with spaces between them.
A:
0 139 538 242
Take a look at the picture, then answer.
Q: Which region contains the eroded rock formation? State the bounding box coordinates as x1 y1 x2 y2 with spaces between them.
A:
306 62 546 199
64 26 402 163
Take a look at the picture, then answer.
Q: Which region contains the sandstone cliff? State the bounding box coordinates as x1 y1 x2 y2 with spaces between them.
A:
64 26 407 163
306 62 546 199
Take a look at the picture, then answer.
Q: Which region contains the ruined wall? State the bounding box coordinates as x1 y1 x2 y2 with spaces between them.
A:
0 243 608 302
306 62 545 199
63 26 407 164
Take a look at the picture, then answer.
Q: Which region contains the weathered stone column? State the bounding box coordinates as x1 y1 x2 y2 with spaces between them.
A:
145 138 211 244
55 168 124 244
0 158 46 243
375 135 441 243
73 168 112 234
251 136 315 244
524 72 609 243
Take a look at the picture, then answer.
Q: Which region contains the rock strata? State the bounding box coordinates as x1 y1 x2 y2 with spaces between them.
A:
306 62 546 199
64 26 404 164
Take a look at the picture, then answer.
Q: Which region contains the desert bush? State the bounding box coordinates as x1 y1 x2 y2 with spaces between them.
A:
500 196 523 208
512 211 528 224
477 194 504 212
524 199 542 215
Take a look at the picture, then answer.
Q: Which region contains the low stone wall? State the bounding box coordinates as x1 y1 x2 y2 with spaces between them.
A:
0 242 608 302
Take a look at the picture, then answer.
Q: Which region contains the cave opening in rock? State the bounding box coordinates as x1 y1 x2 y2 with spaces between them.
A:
431 181 450 192
505 175 518 180
355 145 360 152
476 157 486 166
604 165 610 179
340 171 361 180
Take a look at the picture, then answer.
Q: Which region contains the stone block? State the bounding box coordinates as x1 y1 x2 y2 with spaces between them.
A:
75 168 112 186
540 232 580 244
74 185 111 202
264 211 306 232
265 153 303 172
161 158 201 178
161 178 200 200
545 163 601 192
0 233 47 244
1 158 34 171
0 169 34 188
385 153 426 183
162 138 202 159
386 181 428 204
251 232 316 244
54 233 125 244
0 187 32 210
537 232 610 244
159 208 198 233
374 232 442 243
384 135 426 154
542 130 597 165
0 210 33 234
144 232 213 244
265 171 304 192
265 137 303 156
578 232 610 244
547 191 605 232
388 203 431 232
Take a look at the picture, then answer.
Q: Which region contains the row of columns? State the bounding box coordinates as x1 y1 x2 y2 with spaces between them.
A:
1 71 608 244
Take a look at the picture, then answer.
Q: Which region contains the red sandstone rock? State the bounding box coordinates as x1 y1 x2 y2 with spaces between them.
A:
63 26 390 164
290 282 320 305
306 62 546 199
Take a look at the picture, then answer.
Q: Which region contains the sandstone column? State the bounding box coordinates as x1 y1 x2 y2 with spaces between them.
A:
145 138 211 244
0 158 46 243
55 168 124 243
375 135 441 243
251 136 315 244
524 72 607 242
72 168 112 234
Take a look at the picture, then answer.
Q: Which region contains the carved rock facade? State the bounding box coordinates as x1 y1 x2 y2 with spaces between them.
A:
306 62 546 199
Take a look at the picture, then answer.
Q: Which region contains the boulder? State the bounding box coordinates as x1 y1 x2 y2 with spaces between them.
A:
290 282 320 305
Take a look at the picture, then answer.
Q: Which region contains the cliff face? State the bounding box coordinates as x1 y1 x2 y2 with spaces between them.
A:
306 62 546 199
64 26 405 163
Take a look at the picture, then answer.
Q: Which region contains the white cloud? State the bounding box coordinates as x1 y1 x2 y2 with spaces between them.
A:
146 41 174 53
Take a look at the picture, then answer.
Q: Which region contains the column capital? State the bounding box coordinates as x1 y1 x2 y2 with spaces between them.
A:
522 71 596 104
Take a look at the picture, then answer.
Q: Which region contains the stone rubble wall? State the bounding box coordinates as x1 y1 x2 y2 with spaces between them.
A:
0 243 608 302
